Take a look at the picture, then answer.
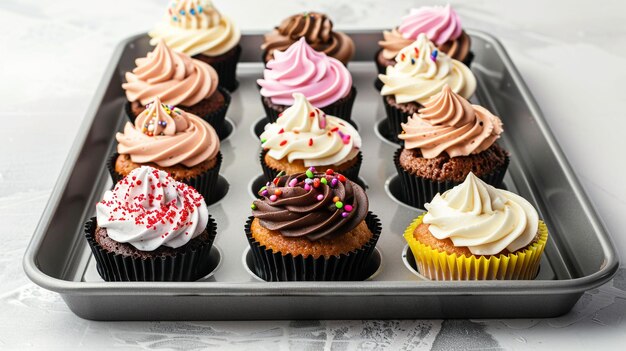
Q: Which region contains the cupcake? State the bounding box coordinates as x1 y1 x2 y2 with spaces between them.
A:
261 11 354 65
259 93 362 182
394 85 508 209
379 34 476 141
86 166 217 281
404 172 548 280
122 39 231 139
149 0 242 91
246 171 381 281
377 4 472 75
257 37 356 123
110 97 223 204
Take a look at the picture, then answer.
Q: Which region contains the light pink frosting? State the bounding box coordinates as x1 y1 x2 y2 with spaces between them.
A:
257 37 352 108
399 4 463 46
399 85 503 158
122 40 218 107
116 97 219 167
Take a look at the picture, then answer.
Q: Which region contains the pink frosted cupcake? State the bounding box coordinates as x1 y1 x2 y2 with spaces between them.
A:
257 37 356 124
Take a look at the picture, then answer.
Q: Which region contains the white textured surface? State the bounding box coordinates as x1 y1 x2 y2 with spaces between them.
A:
2 0 626 349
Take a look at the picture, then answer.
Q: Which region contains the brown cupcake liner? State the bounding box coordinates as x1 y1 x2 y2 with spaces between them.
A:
195 45 242 92
260 86 357 125
124 87 232 140
244 212 381 281
107 152 224 205
393 148 510 209
259 149 362 183
84 216 217 282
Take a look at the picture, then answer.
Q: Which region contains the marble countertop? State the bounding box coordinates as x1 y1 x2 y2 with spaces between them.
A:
2 0 626 349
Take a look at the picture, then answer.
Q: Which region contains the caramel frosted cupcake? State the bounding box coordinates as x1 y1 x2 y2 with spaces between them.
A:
377 4 472 75
394 85 509 209
379 34 476 141
259 93 362 182
122 40 231 138
246 171 381 281
149 0 241 91
86 166 217 281
110 97 223 204
257 38 356 123
404 173 548 280
262 11 354 65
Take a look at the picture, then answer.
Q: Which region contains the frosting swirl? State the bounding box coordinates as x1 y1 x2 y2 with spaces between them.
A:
122 39 218 106
399 85 503 158
116 97 219 167
379 28 470 62
149 0 241 57
424 172 539 256
379 33 476 105
257 37 352 108
252 171 368 241
260 93 361 167
399 5 463 46
262 12 354 65
96 166 209 251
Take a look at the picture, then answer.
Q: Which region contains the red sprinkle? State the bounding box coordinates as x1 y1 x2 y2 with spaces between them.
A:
309 111 315 117
330 127 339 132
308 138 313 146
279 140 287 146
414 47 419 55
338 174 346 183
313 179 320 188
278 128 284 134
325 169 334 175
400 53 406 61
136 180 142 185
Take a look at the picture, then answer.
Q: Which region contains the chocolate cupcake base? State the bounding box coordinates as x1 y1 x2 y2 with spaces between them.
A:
244 212 381 281
85 216 217 282
259 149 362 183
194 45 242 92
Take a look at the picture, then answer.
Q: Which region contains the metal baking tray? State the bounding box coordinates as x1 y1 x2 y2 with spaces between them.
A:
23 30 619 320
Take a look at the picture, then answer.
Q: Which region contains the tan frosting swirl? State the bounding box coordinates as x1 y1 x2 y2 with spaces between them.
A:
262 12 355 65
122 40 218 107
149 0 241 57
379 28 470 62
399 85 503 158
116 97 219 167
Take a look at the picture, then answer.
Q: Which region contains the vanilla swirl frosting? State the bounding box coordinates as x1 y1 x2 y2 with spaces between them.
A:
96 166 209 251
116 97 219 167
260 93 361 167
399 85 502 158
424 173 539 256
149 0 241 57
262 11 355 65
258 37 352 108
122 40 218 106
379 34 476 105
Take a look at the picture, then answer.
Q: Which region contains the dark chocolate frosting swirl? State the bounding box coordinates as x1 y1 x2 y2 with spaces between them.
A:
261 12 355 65
252 171 368 241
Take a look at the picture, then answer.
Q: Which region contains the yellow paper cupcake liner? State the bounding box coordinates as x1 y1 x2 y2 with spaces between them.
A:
404 215 549 280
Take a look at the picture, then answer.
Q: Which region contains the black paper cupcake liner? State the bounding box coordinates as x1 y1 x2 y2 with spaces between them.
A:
382 96 419 144
244 212 381 281
261 86 357 125
393 148 510 209
259 149 362 183
108 151 223 205
195 45 242 92
85 216 217 282
124 87 232 140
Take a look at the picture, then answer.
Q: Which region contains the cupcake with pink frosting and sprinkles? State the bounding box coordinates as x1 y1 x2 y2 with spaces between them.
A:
85 166 217 281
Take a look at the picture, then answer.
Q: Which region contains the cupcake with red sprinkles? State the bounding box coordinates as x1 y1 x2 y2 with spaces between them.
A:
85 166 217 281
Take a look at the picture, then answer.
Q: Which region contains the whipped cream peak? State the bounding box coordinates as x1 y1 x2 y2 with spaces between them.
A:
96 166 209 251
424 173 539 256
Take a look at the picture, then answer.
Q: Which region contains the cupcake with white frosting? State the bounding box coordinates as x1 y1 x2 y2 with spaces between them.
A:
85 166 218 281
259 93 362 181
149 0 242 91
404 172 548 280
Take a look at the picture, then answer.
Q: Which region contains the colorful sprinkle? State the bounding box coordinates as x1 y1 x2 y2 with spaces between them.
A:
341 212 349 218
411 58 415 65
261 138 267 144
316 194 324 201
325 169 334 175
308 138 313 146
304 184 312 191
400 53 406 61
269 195 278 201
331 178 338 187
274 189 282 196
278 128 284 134
306 170 314 178
304 178 313 184
251 203 257 210
288 178 298 187
414 47 419 55
309 111 315 117
180 10 185 15
198 6 203 13
344 205 353 212
335 201 344 209
313 178 320 188
309 166 316 172
330 127 339 132
431 49 438 62
279 140 287 146
190 8 196 15
172 16 178 21
337 175 347 183
261 189 269 197
332 196 340 203
320 177 328 185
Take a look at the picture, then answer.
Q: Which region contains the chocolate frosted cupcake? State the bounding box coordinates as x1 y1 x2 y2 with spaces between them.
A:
110 97 223 204
379 34 476 141
404 173 548 280
246 171 381 281
257 37 356 123
86 166 217 281
149 0 241 91
377 4 473 76
123 40 231 138
262 11 354 65
259 93 362 182
395 85 509 209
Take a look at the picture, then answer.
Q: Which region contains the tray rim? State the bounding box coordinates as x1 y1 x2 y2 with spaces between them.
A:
23 29 619 298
